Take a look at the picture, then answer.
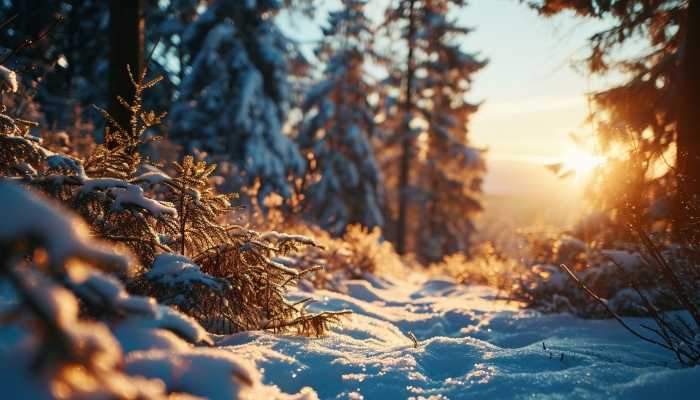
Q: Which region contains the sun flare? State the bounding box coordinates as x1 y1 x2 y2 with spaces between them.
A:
561 150 606 177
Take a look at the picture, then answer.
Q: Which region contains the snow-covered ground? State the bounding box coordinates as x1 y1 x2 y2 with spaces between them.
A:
220 273 700 400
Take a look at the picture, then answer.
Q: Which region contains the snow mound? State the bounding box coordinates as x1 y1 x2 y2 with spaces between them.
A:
147 252 222 289
221 274 700 399
0 66 18 93
0 181 127 271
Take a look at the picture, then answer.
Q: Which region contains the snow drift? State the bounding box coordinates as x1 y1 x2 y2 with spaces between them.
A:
221 274 700 399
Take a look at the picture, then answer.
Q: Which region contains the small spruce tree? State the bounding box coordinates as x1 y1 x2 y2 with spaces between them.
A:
0 65 349 336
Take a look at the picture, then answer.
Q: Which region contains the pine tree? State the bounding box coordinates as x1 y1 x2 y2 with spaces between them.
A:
382 0 485 260
528 1 700 233
169 0 305 203
384 0 418 255
297 0 384 236
416 0 485 263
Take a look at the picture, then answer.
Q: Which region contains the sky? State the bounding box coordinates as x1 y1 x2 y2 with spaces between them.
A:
280 0 619 227
460 1 610 172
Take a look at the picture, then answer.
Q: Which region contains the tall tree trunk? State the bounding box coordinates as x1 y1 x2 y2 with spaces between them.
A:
675 0 700 229
107 0 144 148
396 0 416 255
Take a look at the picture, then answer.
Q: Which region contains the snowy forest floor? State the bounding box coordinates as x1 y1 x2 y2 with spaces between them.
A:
219 273 699 399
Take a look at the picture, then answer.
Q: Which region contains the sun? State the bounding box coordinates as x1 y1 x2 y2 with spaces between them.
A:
561 149 606 177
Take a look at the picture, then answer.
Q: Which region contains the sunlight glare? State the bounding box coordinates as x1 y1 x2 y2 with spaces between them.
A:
561 149 606 177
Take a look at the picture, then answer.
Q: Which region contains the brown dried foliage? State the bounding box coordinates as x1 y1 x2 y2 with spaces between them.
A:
1 67 349 337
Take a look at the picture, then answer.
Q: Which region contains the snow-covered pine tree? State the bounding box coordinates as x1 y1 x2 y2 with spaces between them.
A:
169 0 305 203
415 0 485 262
382 0 418 255
297 0 384 236
381 0 485 262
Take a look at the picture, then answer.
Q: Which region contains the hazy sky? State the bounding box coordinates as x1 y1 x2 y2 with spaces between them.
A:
280 0 617 201
461 0 612 161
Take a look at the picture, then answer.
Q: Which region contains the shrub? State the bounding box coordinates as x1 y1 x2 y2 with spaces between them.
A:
0 180 263 398
560 225 700 365
430 243 525 296
476 220 700 365
0 65 349 336
262 223 406 291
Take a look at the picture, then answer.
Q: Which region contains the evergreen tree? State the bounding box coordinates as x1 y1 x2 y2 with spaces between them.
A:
416 0 485 262
528 1 700 233
169 0 305 203
297 0 384 235
148 0 200 86
384 0 418 255
382 0 485 260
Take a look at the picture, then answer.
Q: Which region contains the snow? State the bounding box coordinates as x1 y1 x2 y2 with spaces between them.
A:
46 154 83 175
110 184 178 217
0 66 18 93
260 231 318 246
217 273 700 399
78 177 178 218
125 347 319 400
117 304 213 347
0 181 128 271
602 249 644 269
132 170 172 186
147 252 222 289
70 269 158 315
125 348 255 398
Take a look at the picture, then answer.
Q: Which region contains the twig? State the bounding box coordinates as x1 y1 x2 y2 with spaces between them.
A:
97 234 172 253
0 14 18 33
0 14 64 66
631 225 700 329
408 331 419 348
559 264 674 351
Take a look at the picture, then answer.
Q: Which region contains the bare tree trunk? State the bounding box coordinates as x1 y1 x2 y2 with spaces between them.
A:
107 0 144 148
396 0 416 255
675 0 700 229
